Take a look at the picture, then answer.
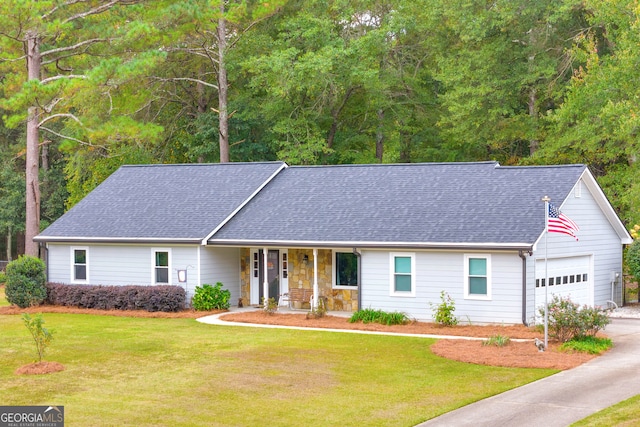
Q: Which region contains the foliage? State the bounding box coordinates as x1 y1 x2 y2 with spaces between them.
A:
46 283 185 312
306 296 327 319
626 240 640 284
349 308 410 326
262 296 278 315
5 256 47 308
0 271 6 285
538 295 610 342
430 291 458 326
22 313 54 363
483 335 511 347
560 336 612 355
191 282 230 311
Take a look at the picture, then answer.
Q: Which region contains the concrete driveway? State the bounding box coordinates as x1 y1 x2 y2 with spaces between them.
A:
418 318 640 427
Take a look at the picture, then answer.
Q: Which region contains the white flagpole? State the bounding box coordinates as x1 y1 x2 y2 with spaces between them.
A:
542 195 551 350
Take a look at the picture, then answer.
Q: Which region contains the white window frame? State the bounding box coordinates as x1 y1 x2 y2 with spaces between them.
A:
464 254 492 300
70 246 89 284
332 250 359 289
152 248 171 285
389 252 416 297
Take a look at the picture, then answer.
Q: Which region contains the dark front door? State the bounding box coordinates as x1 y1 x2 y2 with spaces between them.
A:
258 250 280 303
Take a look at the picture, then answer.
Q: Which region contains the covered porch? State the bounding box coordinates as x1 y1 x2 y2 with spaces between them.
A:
238 247 359 312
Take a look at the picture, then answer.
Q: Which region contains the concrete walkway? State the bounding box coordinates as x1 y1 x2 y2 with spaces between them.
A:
417 318 640 427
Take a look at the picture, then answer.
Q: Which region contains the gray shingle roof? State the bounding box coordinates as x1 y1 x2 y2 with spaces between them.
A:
36 162 286 242
208 162 586 248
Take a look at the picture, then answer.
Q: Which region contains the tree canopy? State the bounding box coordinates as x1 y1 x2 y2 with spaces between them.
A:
1 0 639 255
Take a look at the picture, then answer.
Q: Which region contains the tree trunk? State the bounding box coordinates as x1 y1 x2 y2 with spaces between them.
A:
375 109 384 162
528 87 539 155
217 1 229 163
25 31 41 257
6 226 12 261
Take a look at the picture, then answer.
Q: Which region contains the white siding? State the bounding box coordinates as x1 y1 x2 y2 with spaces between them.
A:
46 243 238 303
361 249 523 324
200 246 241 304
528 180 625 322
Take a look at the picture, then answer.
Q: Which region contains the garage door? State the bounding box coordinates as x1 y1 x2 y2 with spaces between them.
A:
535 256 591 307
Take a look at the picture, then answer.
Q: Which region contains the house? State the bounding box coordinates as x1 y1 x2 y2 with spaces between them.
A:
35 161 632 324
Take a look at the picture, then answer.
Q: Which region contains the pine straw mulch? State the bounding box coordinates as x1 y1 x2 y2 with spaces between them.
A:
15 362 65 375
0 304 603 370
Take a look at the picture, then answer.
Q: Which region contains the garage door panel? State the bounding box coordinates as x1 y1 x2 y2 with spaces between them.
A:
535 256 591 307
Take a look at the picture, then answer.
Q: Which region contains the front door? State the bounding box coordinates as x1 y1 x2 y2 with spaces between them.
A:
258 250 280 303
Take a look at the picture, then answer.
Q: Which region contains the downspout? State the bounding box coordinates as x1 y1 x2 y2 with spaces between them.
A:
353 247 361 311
519 250 532 326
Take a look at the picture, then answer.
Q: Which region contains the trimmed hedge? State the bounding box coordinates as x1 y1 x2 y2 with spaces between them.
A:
46 283 186 312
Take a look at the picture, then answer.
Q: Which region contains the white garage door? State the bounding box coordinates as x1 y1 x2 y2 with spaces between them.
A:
535 256 592 308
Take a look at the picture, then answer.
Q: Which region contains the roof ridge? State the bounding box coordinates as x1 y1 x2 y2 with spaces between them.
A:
288 161 499 169
120 161 286 168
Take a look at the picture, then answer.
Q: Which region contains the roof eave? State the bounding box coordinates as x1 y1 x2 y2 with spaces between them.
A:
206 239 533 251
34 236 202 245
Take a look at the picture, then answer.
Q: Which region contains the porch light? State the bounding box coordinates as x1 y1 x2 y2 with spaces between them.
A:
177 269 187 283
303 254 309 264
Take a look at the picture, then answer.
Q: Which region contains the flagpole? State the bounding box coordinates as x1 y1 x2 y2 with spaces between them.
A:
542 195 551 350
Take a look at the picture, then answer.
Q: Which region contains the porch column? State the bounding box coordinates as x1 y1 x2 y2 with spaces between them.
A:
312 248 318 309
263 247 269 307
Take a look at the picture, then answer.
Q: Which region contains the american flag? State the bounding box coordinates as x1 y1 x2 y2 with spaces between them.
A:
548 203 580 240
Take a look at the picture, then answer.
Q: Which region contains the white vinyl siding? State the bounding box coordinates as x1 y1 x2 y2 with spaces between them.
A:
362 250 521 324
200 246 241 305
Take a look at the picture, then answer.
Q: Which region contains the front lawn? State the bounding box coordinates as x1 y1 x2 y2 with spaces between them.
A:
0 312 556 426
572 394 640 426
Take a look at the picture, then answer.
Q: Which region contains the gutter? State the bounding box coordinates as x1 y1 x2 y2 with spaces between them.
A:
353 247 361 311
519 249 532 326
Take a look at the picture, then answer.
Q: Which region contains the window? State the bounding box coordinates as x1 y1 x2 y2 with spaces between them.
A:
390 253 415 296
71 247 88 282
154 250 170 284
464 255 491 300
334 251 358 288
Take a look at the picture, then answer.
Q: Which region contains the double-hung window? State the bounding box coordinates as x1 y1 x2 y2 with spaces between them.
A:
154 249 170 284
71 247 88 283
334 251 358 288
390 253 415 296
464 254 491 300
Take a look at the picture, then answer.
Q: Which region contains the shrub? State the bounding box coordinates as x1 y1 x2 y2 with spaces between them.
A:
483 334 511 347
349 308 410 325
560 336 612 355
191 282 230 311
538 295 610 342
22 313 54 362
307 296 327 319
45 283 185 312
430 290 458 326
5 255 47 308
262 297 278 315
626 240 640 283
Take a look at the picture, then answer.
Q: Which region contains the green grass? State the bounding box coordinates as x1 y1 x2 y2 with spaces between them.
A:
349 308 410 325
0 312 557 426
572 394 640 426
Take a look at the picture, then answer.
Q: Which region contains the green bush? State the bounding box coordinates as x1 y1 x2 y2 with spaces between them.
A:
538 295 610 342
560 336 612 354
483 334 511 347
349 308 410 325
430 290 458 326
191 282 230 311
5 255 47 308
626 240 640 283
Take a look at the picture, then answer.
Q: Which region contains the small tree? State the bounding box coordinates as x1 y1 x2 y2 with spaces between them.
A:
626 239 640 284
5 255 47 308
431 291 458 326
22 313 54 363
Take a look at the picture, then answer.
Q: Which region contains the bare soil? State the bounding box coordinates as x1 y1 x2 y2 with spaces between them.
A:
0 303 602 370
